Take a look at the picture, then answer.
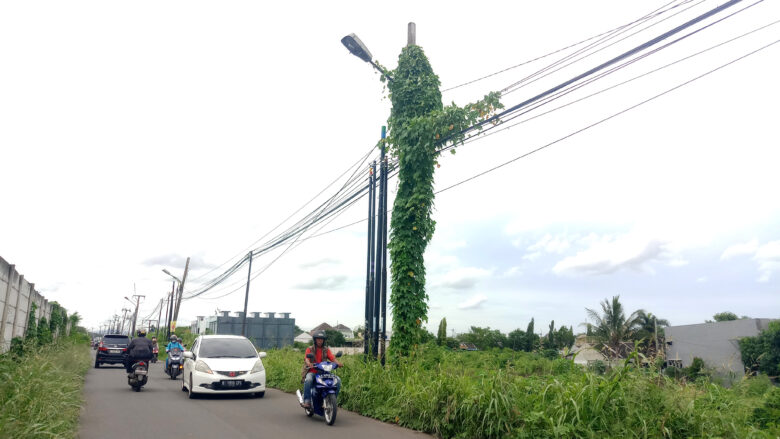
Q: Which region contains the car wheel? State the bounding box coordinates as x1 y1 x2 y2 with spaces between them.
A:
94 359 100 368
324 394 338 425
187 374 197 399
254 391 265 398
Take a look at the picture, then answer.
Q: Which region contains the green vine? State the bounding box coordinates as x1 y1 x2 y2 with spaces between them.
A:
384 45 502 356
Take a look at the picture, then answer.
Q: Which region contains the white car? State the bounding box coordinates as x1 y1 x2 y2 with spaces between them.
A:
181 335 267 399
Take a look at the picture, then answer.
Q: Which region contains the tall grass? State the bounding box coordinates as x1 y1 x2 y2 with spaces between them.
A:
265 344 779 438
0 339 91 439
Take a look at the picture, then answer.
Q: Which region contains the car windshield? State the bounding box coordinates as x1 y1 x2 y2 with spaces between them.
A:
102 336 130 346
198 338 257 358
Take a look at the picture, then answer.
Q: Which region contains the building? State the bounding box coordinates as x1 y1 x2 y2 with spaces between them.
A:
664 318 776 376
190 311 295 349
294 332 312 344
568 335 609 366
334 324 353 340
309 322 334 335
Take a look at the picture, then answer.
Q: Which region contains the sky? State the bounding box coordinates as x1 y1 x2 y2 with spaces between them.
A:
1 0 778 336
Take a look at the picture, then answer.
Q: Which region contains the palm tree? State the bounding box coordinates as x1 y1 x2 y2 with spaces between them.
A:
634 311 670 355
584 295 641 359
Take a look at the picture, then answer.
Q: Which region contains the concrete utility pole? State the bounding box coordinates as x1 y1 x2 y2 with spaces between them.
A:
172 257 190 330
156 298 163 335
407 22 416 46
130 294 145 336
241 252 253 337
120 308 130 334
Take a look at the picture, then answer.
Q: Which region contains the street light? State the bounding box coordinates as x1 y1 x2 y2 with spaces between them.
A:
341 33 392 81
162 269 181 283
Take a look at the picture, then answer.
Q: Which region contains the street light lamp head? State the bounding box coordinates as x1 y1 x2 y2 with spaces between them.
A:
341 33 373 63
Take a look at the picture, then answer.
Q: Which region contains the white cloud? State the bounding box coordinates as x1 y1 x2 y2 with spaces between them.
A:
503 266 523 277
552 233 673 276
720 239 759 260
528 234 572 254
458 294 487 310
696 276 708 283
437 267 493 289
754 240 780 282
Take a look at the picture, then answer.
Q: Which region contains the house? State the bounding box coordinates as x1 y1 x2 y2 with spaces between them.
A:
334 324 353 340
294 332 312 344
568 335 608 366
664 318 776 376
309 322 334 335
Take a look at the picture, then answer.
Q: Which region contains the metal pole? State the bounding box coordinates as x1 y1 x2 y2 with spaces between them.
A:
379 125 389 365
241 252 253 337
373 138 385 359
364 162 376 356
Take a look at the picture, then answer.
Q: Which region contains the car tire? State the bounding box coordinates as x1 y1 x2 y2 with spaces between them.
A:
187 374 197 399
94 359 100 368
254 391 265 398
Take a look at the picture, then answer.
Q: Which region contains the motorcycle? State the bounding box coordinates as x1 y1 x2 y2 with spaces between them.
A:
295 351 343 425
166 347 183 379
128 360 148 392
151 345 159 363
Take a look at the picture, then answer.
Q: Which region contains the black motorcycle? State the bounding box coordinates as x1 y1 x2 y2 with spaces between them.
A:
128 360 149 392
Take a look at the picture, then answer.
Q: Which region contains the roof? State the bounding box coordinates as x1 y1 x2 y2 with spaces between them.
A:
309 322 334 334
335 324 352 331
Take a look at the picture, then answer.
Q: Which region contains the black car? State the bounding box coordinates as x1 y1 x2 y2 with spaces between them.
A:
95 334 131 368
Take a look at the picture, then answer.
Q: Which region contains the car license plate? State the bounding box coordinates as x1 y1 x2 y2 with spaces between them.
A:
220 380 243 388
110 349 121 354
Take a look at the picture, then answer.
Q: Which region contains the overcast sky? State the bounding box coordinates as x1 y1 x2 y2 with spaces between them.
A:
1 0 778 336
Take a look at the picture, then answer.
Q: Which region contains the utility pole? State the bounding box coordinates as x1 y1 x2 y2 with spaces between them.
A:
156 298 163 336
172 257 190 331
165 281 175 338
407 22 416 46
364 161 376 356
654 317 658 355
241 252 253 337
379 125 389 365
120 308 130 334
130 294 145 336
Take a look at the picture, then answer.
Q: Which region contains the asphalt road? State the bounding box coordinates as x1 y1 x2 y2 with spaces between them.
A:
78 351 432 439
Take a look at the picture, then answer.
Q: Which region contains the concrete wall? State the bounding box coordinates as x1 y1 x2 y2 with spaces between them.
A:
0 256 58 353
193 311 295 349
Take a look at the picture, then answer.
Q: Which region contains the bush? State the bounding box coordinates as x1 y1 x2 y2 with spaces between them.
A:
753 387 780 428
0 338 90 438
589 360 608 375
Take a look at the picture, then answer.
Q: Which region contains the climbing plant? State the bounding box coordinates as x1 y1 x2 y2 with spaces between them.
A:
383 45 502 356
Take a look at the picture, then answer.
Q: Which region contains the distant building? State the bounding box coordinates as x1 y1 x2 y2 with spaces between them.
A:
664 318 776 376
294 332 312 344
568 335 608 366
309 322 334 335
459 342 478 351
334 324 353 340
190 311 295 350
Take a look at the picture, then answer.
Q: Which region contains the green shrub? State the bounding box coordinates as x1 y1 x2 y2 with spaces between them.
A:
0 339 90 438
753 387 780 428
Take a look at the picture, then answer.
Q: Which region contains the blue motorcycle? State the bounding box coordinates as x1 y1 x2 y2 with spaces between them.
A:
296 351 343 425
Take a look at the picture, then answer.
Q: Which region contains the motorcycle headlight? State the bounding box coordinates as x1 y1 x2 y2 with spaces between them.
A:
315 375 326 385
321 364 333 372
194 360 213 374
251 360 265 373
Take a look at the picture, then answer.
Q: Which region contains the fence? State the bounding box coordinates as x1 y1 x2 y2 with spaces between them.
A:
0 256 57 353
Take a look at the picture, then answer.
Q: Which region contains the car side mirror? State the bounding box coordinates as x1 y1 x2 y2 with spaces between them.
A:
258 352 267 359
335 351 343 358
183 352 194 359
306 353 315 360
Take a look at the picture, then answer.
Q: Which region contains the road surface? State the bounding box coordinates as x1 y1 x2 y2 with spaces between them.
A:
78 352 432 439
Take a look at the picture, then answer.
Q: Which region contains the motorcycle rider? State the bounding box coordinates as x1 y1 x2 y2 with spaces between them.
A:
125 329 154 374
302 331 343 409
165 335 184 372
151 336 159 362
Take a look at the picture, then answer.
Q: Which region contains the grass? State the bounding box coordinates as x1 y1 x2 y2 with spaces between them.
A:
0 339 91 439
264 343 780 438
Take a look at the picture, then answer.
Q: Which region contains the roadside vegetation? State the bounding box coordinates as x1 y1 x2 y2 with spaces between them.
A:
0 308 91 439
266 344 779 438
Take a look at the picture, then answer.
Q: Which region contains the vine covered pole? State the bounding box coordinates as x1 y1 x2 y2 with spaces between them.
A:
364 161 376 357
379 125 388 365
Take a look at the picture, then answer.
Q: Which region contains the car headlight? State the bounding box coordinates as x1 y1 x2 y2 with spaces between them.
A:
251 360 264 373
194 360 213 374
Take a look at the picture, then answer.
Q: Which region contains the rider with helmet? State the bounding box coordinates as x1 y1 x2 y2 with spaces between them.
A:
302 330 343 409
165 335 184 371
125 329 154 373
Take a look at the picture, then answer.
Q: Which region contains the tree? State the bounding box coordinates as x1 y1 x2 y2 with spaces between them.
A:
584 295 641 359
437 318 447 345
712 311 739 322
525 318 539 352
384 44 502 356
543 320 556 349
68 312 82 336
507 329 526 351
739 321 780 376
634 310 670 355
25 303 38 342
556 326 575 350
458 326 506 350
323 329 346 347
294 325 304 336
